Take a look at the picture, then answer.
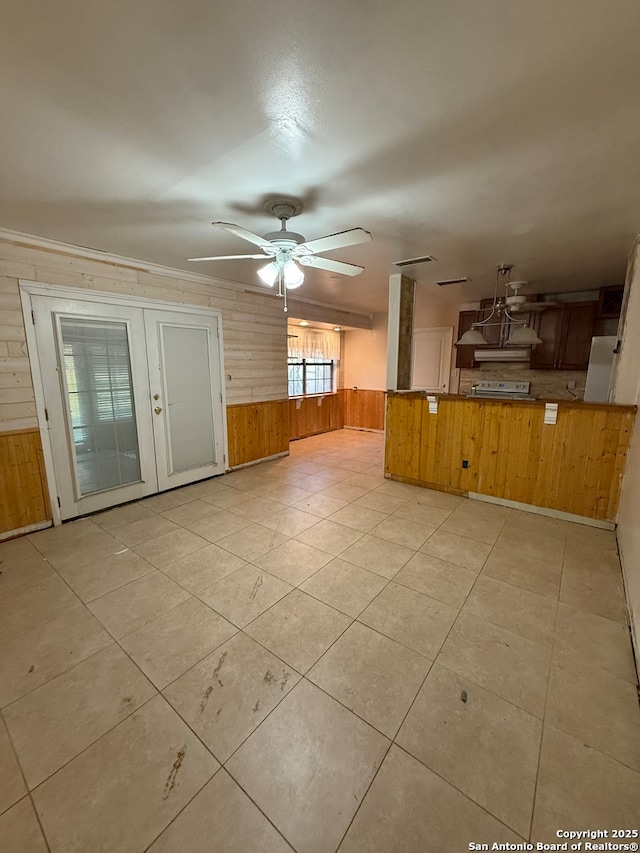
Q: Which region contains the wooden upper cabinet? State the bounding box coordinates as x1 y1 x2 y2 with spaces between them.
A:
530 307 565 369
530 301 597 370
597 285 624 319
478 299 502 346
562 301 597 369
455 310 478 368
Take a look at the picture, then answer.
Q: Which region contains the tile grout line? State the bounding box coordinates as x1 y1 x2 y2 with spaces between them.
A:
5 431 633 851
526 533 566 842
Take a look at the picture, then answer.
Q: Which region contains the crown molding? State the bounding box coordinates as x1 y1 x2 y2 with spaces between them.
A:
0 227 373 324
0 227 269 296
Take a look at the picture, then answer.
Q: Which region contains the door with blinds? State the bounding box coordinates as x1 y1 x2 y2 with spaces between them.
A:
30 292 226 520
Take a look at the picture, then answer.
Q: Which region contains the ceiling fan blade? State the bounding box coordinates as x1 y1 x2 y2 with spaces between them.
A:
296 228 371 256
188 254 267 262
212 222 275 250
298 255 364 276
523 301 559 311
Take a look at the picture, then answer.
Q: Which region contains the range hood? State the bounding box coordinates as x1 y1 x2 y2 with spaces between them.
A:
474 348 530 362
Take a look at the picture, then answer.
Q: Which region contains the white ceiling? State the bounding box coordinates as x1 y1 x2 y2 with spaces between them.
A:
1 0 639 315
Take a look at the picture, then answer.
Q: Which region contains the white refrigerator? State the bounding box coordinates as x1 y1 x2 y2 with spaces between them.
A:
583 336 618 402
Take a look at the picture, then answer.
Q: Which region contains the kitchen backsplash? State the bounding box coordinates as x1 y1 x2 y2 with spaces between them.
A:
459 364 587 400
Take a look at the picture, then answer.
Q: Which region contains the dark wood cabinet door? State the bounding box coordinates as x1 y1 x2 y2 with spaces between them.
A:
505 308 537 343
530 307 564 368
561 302 597 369
597 285 624 319
455 311 478 368
478 299 502 346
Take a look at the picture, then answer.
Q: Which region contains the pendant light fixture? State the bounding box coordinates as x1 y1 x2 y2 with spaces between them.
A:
455 264 542 347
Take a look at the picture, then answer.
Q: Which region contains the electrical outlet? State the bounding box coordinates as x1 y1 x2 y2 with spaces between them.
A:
567 380 576 390
462 459 469 469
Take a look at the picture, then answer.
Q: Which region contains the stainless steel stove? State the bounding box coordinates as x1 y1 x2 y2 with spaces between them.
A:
467 380 537 400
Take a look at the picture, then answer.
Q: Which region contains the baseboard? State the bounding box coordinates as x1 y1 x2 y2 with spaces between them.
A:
0 520 52 541
228 450 289 471
467 492 616 530
616 536 640 684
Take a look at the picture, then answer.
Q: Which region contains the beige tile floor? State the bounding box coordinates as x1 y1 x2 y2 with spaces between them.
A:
1 428 640 852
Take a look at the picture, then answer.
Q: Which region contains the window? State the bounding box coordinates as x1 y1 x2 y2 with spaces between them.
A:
287 325 340 397
288 358 334 396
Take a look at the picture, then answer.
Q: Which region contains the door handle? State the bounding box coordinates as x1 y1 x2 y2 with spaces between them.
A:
154 406 163 414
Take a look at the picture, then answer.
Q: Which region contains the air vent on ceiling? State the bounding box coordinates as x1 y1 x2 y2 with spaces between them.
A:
393 255 437 267
436 277 468 286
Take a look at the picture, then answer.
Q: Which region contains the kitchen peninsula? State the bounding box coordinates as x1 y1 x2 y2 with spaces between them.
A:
385 392 636 524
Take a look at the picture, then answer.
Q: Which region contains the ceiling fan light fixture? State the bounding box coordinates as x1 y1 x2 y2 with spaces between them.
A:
507 325 543 345
257 261 278 286
456 328 488 346
283 260 304 289
188 201 371 310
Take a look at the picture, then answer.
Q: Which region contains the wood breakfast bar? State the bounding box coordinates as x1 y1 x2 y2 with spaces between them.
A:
384 391 636 524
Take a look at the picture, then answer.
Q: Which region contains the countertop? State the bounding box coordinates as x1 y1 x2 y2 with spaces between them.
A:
387 390 637 411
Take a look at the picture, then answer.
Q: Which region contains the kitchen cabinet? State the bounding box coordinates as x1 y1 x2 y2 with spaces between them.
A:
455 310 477 368
478 299 502 346
479 298 538 346
456 302 539 369
530 301 597 370
597 285 624 319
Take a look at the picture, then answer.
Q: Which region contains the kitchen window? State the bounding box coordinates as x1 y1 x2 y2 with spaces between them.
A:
288 358 334 397
287 326 341 398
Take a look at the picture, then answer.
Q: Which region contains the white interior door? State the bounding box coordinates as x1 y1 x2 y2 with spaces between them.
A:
29 290 227 520
144 309 226 491
411 326 454 392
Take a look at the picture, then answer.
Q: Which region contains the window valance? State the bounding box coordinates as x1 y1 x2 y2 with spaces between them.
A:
288 328 341 360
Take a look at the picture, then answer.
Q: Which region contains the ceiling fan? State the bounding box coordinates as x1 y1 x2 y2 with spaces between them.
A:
188 198 372 312
506 281 559 313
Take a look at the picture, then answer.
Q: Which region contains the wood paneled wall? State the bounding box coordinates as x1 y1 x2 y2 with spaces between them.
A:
385 393 636 522
289 394 343 440
0 235 288 435
0 233 290 534
0 428 49 534
226 400 290 467
341 389 385 431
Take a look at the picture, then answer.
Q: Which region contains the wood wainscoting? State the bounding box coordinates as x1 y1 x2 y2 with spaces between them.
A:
229 391 384 460
341 389 386 431
385 393 636 522
0 428 50 535
0 393 392 533
289 394 343 440
226 400 290 467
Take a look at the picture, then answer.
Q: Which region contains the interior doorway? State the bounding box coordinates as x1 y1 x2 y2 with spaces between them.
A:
411 326 454 392
23 284 227 522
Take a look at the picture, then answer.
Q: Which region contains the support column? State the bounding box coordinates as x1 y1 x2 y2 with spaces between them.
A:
386 273 415 390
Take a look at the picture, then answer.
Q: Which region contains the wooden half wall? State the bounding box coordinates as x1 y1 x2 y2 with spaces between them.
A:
289 394 343 440
229 390 386 465
385 393 636 522
341 389 385 431
0 428 50 535
226 400 290 467
1 392 385 535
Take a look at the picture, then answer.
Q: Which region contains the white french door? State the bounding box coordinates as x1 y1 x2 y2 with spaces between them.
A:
144 309 224 491
28 290 226 521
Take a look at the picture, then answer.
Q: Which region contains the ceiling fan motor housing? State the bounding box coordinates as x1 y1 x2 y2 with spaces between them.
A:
263 198 306 244
262 231 306 245
264 198 303 220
